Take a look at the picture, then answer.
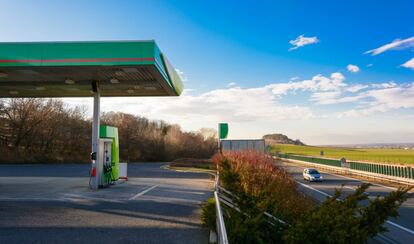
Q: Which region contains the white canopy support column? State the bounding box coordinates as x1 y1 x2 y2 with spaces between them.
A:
91 81 100 190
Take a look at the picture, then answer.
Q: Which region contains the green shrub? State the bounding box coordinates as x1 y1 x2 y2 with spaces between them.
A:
283 183 411 244
201 197 216 230
213 151 411 243
215 151 314 223
213 151 314 243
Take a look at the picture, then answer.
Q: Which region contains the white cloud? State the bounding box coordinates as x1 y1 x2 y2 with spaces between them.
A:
338 83 414 117
371 82 397 89
227 82 237 87
346 84 368 93
63 71 414 134
288 35 319 51
401 57 414 70
347 64 360 73
175 68 188 82
61 72 414 144
267 72 346 96
310 91 363 105
64 84 314 131
365 36 414 55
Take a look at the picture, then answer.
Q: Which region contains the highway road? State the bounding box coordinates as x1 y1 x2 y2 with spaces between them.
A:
280 161 414 244
0 163 213 243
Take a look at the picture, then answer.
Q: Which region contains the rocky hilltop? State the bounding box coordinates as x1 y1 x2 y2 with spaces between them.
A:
263 133 306 146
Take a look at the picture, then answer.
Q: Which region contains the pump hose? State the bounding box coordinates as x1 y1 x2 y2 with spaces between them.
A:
103 164 113 186
88 167 93 189
88 164 113 189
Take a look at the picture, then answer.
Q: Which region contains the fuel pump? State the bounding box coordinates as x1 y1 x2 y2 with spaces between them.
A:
89 125 120 189
99 139 113 187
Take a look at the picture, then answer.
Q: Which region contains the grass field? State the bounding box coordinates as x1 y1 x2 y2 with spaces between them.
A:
270 144 414 165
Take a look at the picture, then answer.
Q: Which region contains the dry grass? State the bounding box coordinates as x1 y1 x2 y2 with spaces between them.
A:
170 158 214 170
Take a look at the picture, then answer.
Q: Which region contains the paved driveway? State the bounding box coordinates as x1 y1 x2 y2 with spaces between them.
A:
0 163 214 243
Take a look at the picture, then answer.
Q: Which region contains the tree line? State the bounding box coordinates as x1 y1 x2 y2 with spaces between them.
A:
0 98 217 163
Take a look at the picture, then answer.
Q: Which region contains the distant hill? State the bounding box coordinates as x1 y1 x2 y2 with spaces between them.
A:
263 133 306 146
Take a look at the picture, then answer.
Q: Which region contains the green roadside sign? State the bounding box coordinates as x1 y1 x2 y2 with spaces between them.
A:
219 123 228 139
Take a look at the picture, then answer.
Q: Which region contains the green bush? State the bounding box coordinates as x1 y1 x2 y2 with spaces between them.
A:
214 151 314 243
215 151 314 223
201 197 216 230
213 151 411 243
284 183 410 244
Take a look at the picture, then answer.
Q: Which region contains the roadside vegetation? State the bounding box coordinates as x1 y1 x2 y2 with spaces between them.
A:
0 98 217 163
271 144 414 165
170 158 215 170
202 151 411 243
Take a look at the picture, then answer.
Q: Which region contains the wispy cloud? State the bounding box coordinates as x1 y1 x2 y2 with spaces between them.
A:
175 68 188 82
371 82 397 89
346 84 368 93
267 72 346 95
338 83 414 117
63 72 414 133
401 57 414 70
365 36 414 55
288 35 319 51
347 64 360 73
227 82 237 87
310 91 363 105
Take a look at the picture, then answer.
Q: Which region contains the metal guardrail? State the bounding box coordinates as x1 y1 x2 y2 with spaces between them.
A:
214 173 229 244
214 172 289 244
214 191 229 244
278 153 414 182
278 156 414 186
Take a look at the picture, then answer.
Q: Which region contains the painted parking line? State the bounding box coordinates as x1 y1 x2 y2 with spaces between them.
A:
129 184 160 200
64 193 123 203
297 181 414 236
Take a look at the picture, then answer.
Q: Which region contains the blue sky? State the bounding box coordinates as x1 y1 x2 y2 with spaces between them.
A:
1 0 414 144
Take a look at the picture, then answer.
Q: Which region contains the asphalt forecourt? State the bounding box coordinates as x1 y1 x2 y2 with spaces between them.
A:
279 161 414 244
0 163 213 244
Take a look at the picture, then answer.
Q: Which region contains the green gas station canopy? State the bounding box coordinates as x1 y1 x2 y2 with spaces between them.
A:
0 41 183 97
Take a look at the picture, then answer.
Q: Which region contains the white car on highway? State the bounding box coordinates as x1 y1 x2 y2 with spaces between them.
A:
303 168 323 182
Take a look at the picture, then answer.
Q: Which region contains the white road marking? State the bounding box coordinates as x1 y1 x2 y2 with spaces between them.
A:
129 184 159 200
386 220 414 235
343 185 357 190
296 181 331 197
325 170 398 191
63 193 122 203
297 180 414 236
